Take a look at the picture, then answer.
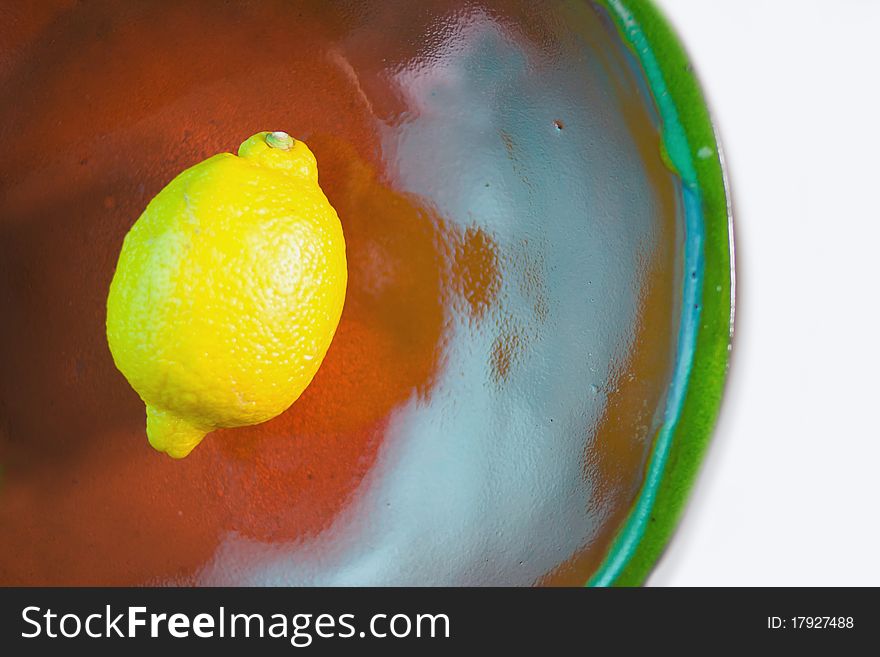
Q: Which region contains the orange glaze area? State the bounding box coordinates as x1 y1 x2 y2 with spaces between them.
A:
0 0 500 585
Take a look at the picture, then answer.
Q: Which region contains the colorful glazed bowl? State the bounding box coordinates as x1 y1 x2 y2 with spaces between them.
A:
0 0 732 585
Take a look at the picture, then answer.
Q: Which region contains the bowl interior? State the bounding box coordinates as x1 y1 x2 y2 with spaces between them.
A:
0 0 686 585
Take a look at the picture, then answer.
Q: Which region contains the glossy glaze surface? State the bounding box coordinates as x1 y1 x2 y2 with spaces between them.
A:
0 0 684 585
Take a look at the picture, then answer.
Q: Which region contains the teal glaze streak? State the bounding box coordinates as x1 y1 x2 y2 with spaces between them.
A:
588 0 705 586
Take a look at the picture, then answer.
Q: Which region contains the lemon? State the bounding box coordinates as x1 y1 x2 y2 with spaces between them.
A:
106 131 347 458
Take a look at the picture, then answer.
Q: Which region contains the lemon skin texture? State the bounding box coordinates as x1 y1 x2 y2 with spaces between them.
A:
106 132 347 458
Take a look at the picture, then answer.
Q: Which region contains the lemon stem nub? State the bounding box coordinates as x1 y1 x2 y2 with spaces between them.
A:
145 405 210 459
266 131 295 150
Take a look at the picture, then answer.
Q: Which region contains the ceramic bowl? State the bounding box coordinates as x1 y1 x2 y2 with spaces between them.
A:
0 0 732 585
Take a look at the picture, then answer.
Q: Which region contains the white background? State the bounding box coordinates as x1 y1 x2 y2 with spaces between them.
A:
650 0 880 585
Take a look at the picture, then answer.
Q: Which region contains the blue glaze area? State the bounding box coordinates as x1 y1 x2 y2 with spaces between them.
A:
198 1 688 585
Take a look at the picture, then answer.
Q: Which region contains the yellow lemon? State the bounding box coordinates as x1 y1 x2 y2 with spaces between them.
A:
106 131 347 458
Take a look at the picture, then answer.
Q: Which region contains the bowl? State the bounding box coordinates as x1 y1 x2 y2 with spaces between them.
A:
0 0 733 585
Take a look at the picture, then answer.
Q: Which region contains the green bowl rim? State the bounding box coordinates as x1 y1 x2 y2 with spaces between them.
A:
587 0 735 586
